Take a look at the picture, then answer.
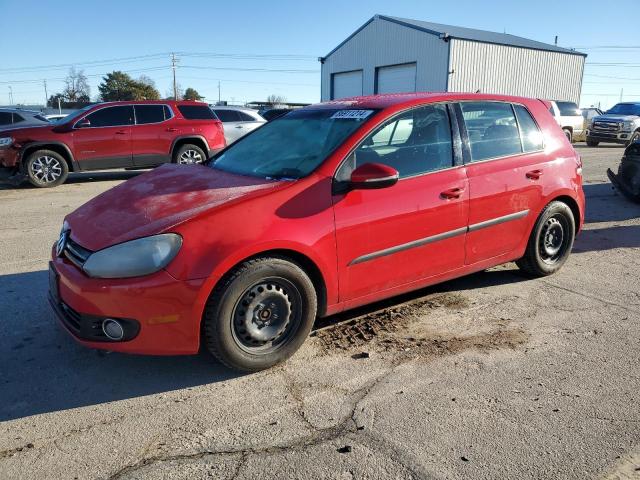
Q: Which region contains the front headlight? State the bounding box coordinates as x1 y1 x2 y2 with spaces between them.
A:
0 137 13 147
622 121 633 131
83 233 182 279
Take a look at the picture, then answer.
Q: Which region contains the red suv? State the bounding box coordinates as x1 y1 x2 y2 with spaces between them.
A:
49 93 585 371
0 100 225 187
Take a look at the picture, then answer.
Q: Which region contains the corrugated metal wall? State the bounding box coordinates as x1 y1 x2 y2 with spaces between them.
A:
320 19 449 101
448 39 585 103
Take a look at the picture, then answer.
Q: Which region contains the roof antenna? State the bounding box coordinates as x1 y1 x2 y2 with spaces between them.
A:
475 89 481 93
555 35 558 45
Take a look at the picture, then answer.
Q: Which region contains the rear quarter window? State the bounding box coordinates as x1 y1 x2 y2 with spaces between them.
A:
513 105 544 152
178 105 216 120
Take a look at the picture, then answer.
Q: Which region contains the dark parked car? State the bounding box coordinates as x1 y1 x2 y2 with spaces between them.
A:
607 140 640 202
0 101 225 187
0 108 50 129
260 108 291 121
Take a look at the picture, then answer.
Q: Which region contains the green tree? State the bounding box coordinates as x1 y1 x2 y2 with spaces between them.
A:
183 87 204 101
98 71 160 101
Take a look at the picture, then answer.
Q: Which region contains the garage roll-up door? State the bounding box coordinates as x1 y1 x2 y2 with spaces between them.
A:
332 70 363 100
376 63 417 94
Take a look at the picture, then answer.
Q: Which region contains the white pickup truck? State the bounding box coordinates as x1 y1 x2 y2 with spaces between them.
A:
548 100 583 143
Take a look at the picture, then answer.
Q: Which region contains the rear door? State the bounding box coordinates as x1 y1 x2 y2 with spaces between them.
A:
72 105 134 170
213 109 244 144
132 104 173 167
332 103 469 303
457 101 546 264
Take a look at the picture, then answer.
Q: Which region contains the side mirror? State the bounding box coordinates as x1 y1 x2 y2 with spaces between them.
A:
75 118 91 129
350 162 399 190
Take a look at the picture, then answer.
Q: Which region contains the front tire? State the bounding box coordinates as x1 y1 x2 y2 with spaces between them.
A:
203 257 317 372
516 201 575 277
24 150 69 188
586 138 599 147
173 144 206 165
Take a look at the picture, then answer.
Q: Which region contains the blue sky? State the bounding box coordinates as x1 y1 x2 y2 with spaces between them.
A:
0 0 638 109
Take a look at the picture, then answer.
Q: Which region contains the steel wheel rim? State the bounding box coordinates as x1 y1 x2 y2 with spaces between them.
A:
31 156 62 183
231 277 302 354
178 149 203 164
539 215 569 263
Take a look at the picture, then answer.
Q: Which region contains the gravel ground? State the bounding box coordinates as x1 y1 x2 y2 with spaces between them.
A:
0 144 639 480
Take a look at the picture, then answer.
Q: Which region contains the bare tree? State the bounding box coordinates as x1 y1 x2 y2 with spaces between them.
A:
63 67 91 102
266 94 287 105
166 83 184 100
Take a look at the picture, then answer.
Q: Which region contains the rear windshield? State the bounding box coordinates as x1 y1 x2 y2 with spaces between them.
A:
177 105 217 120
212 108 375 179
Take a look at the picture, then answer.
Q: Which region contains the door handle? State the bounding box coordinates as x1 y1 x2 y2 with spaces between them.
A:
526 169 543 180
165 127 178 132
441 187 465 199
115 130 127 135
235 125 244 129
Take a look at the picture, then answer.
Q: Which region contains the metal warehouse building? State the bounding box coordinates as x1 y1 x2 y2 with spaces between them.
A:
320 15 586 103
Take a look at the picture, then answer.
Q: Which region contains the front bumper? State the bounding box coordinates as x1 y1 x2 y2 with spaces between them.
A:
587 130 633 144
49 249 206 355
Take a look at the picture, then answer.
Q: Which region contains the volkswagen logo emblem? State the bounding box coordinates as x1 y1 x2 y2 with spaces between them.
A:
56 230 69 257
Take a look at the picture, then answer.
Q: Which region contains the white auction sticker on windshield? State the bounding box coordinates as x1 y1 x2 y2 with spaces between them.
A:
331 110 374 120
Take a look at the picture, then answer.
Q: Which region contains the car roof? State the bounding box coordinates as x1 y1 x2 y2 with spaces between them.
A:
0 108 42 115
304 92 542 111
90 100 209 107
209 105 257 112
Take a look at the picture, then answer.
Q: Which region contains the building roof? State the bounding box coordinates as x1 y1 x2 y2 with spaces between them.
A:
323 14 586 60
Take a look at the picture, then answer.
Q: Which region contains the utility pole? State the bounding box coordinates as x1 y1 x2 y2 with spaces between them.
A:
218 81 221 103
171 53 179 100
57 97 62 114
620 88 624 102
8 86 13 105
43 79 48 108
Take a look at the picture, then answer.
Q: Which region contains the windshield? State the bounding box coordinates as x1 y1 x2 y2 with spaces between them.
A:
606 103 640 116
211 108 375 179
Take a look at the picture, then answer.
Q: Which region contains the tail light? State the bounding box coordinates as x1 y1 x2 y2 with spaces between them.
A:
576 154 583 176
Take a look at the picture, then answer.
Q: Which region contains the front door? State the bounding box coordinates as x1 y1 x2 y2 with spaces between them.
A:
213 109 245 144
332 103 469 302
457 101 546 264
72 105 134 170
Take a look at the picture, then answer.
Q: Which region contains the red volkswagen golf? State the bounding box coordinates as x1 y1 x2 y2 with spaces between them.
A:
49 93 585 371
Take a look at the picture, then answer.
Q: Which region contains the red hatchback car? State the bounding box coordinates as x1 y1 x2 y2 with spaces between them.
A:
49 93 585 371
0 100 225 187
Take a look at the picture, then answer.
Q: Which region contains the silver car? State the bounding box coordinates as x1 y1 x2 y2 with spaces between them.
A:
210 106 265 144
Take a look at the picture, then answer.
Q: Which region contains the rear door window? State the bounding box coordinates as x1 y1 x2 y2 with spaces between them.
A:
461 102 522 162
213 110 241 123
84 106 133 127
238 111 259 122
513 104 544 152
178 105 216 120
134 105 166 124
0 112 11 125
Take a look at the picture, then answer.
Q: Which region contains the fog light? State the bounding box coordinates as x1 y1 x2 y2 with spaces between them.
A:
102 319 125 340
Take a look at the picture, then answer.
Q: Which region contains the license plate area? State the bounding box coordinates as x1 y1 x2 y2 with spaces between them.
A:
49 262 60 303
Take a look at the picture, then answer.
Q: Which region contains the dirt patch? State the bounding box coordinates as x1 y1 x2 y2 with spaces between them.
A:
311 292 527 359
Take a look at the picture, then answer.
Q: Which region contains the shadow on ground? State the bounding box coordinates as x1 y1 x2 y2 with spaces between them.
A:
0 270 238 422
0 170 144 191
583 182 639 223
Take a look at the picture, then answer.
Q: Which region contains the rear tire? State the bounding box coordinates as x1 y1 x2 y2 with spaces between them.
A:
173 144 206 165
516 201 575 277
24 149 69 188
203 256 317 372
586 138 599 147
563 128 573 143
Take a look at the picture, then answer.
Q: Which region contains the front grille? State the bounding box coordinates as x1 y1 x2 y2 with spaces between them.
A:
63 237 92 269
53 299 138 342
592 121 620 132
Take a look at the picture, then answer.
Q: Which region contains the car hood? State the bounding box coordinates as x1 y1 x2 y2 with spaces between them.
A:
593 114 639 122
66 164 281 251
0 123 53 134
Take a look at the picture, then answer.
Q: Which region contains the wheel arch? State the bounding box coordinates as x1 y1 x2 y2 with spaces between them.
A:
170 136 210 160
548 194 582 232
21 142 77 172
